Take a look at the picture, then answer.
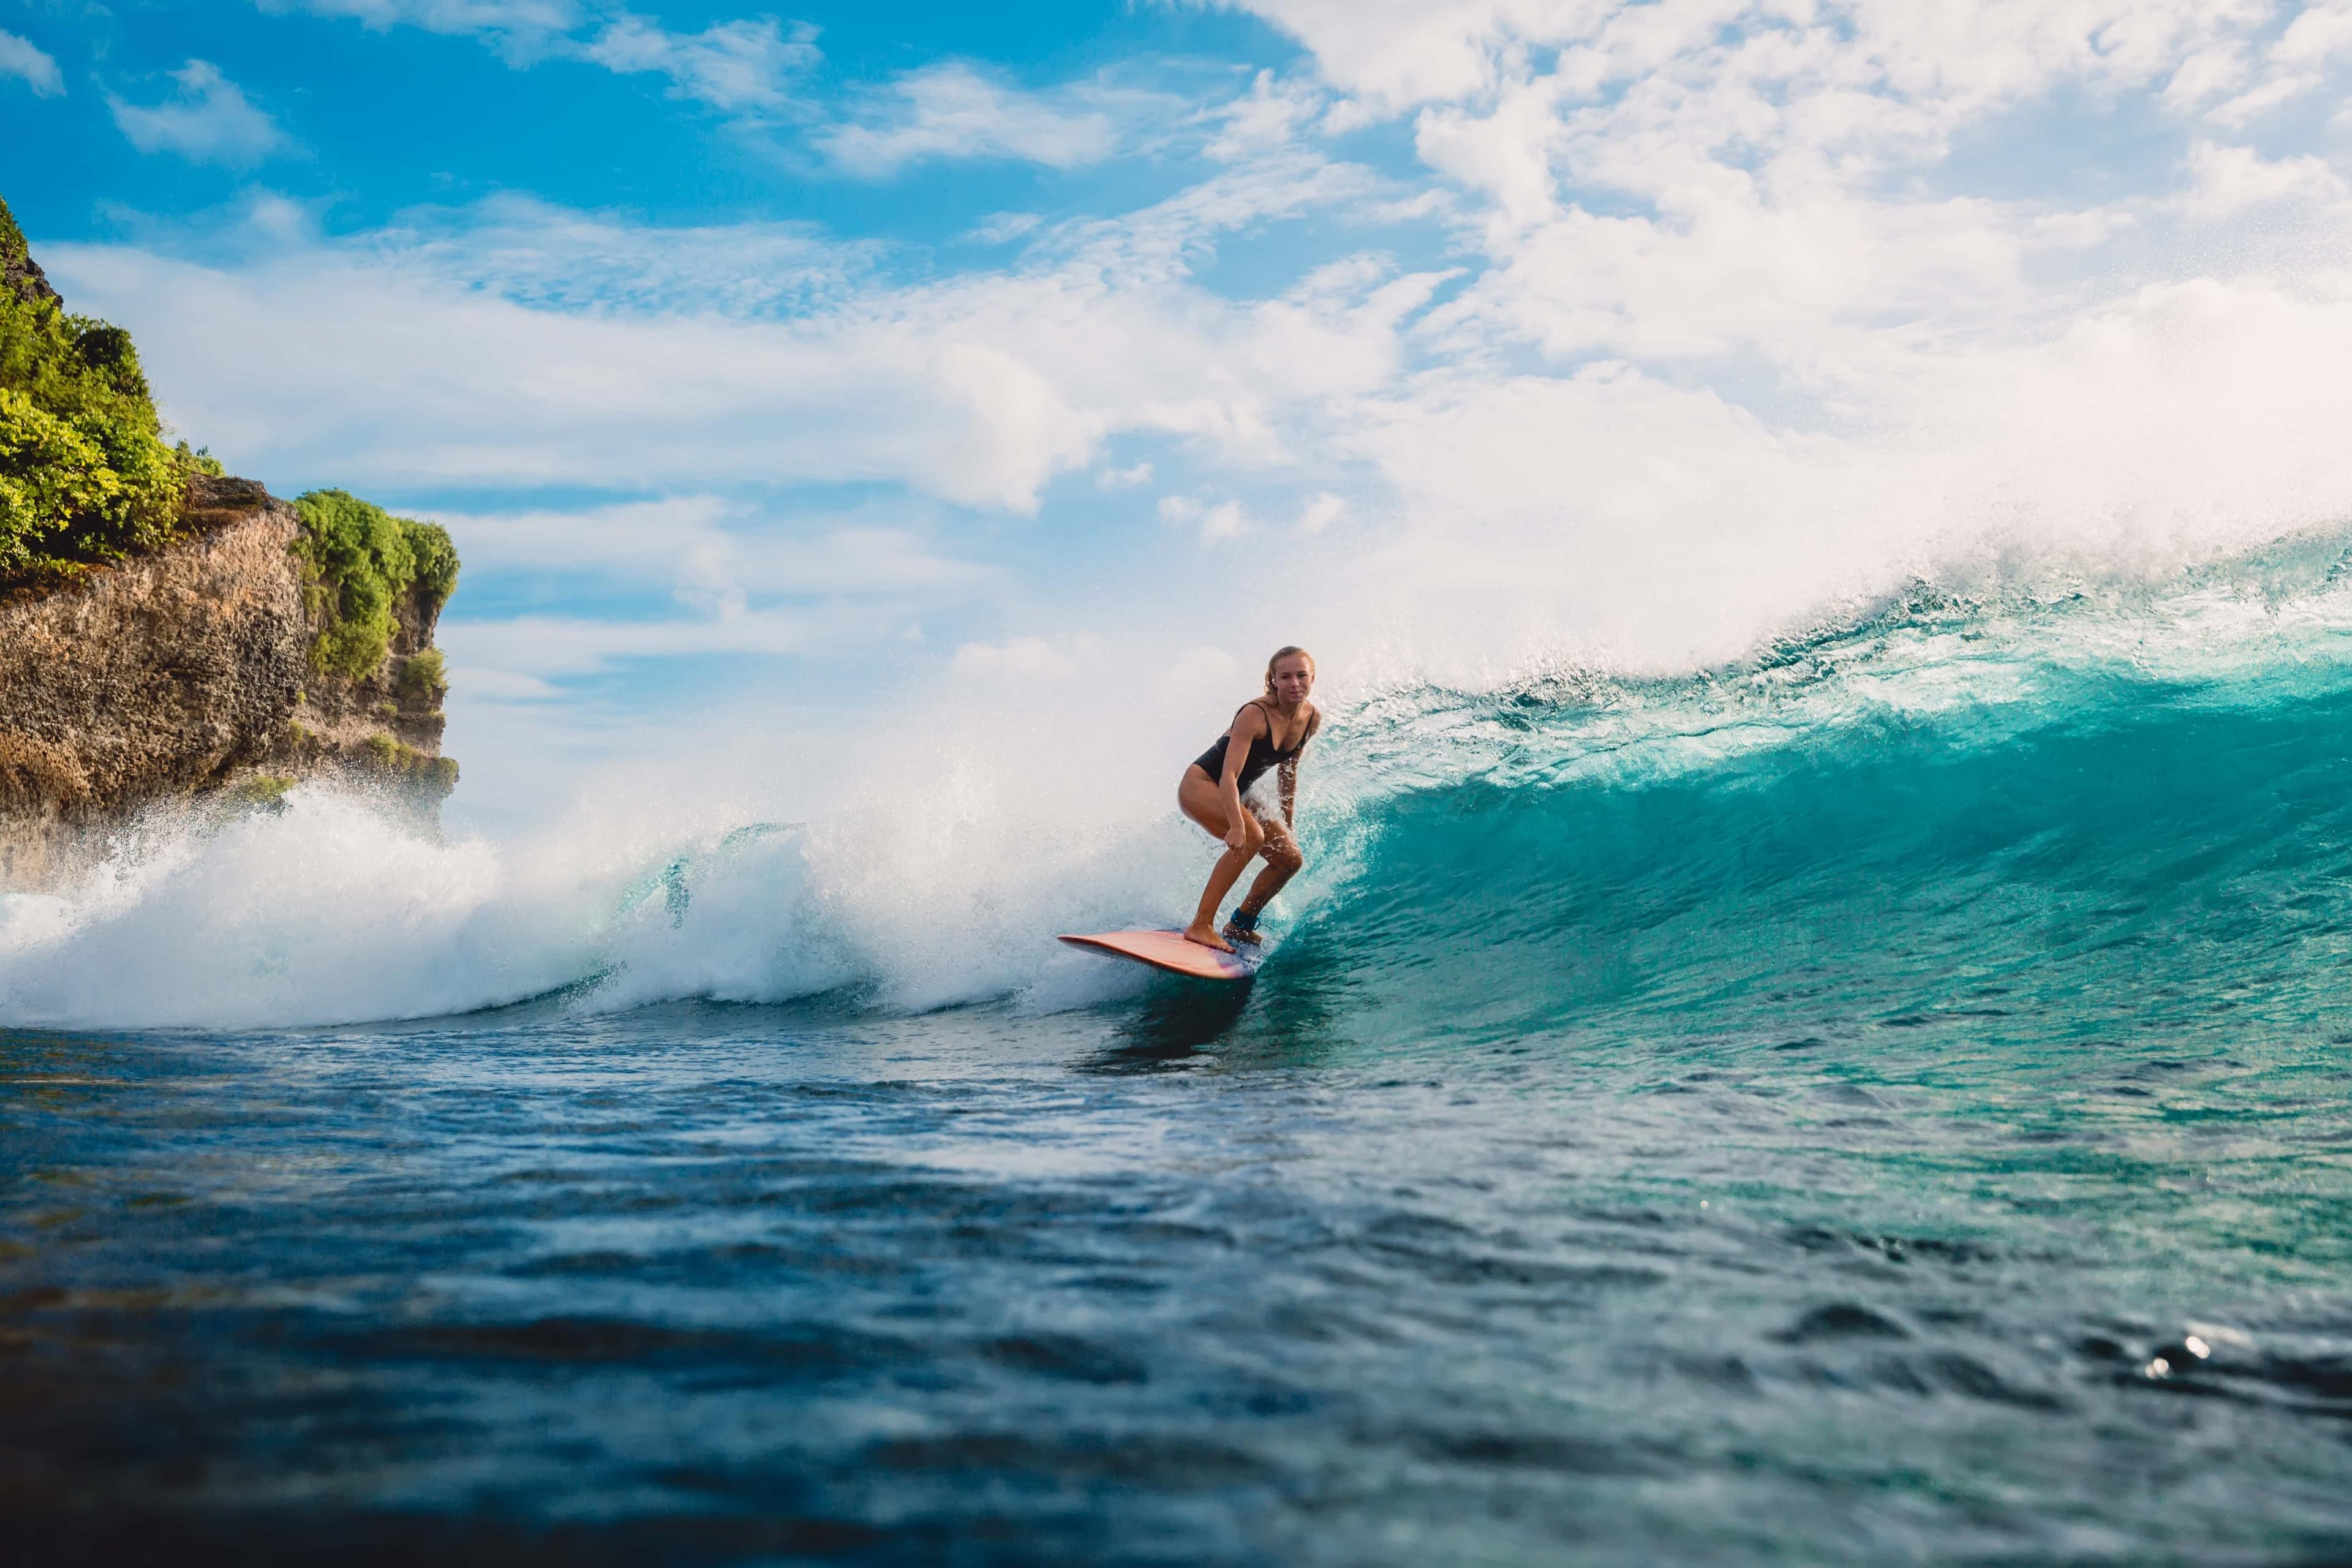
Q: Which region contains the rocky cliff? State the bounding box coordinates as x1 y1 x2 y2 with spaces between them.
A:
0 474 455 888
1 195 456 889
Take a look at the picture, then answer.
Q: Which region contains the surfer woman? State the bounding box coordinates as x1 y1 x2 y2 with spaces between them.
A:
1179 646 1321 952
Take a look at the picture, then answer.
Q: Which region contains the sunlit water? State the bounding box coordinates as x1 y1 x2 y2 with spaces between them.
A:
9 554 2352 1562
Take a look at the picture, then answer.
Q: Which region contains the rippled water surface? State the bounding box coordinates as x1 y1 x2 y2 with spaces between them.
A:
7 980 2352 1565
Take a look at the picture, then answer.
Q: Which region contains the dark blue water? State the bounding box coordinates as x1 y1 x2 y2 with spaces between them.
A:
9 576 2352 1562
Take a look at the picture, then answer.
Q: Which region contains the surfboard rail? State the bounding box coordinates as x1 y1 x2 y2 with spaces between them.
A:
1059 929 1262 982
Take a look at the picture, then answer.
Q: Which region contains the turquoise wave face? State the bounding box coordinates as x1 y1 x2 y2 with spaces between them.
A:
1294 671 2352 1060
1257 536 2352 1067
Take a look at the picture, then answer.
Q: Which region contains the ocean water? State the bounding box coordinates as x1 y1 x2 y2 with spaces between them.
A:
9 548 2352 1563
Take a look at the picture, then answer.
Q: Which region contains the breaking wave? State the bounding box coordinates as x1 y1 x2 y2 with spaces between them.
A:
12 526 2352 1036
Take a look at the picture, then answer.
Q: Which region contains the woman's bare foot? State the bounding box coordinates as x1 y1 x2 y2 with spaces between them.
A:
1182 921 1234 952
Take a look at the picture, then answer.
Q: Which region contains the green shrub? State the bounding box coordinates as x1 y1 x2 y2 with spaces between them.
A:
406 519 458 611
398 647 446 696
0 194 196 582
228 774 295 810
292 489 461 679
361 733 457 791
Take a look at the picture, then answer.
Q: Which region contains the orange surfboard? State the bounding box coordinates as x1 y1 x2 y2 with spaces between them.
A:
1059 930 1262 981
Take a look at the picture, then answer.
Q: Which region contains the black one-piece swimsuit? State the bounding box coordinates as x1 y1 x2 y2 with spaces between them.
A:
1193 700 1313 793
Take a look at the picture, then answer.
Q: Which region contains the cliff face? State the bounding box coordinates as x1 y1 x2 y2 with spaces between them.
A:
0 475 454 888
1 216 59 307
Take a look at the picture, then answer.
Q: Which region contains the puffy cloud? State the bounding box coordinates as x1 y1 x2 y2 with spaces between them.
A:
2177 141 2350 217
58 6 2352 722
1214 0 1559 111
0 29 62 97
108 61 288 167
48 156 1415 511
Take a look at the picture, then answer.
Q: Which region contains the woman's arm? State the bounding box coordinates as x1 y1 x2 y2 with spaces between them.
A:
1280 707 1315 825
1219 706 1265 849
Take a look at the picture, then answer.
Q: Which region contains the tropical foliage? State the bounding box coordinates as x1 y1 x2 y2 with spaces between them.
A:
0 195 197 584
292 488 461 679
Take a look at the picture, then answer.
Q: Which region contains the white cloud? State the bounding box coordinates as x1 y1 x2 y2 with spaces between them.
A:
820 62 1119 176
266 0 576 21
431 495 998 611
1158 494 1251 543
949 633 1104 683
0 30 62 97
1198 500 1249 541
2178 141 2350 217
368 193 876 314
1205 69 1326 160
579 13 818 113
1215 0 1544 111
260 1 816 102
1413 78 1561 237
57 7 2352 723
2206 0 2352 124
389 494 1007 710
962 211 1043 246
1321 268 2352 678
48 160 1414 511
442 607 820 679
108 61 288 167
2160 41 2250 111
1226 0 2275 118
256 0 582 48
2272 0 2352 72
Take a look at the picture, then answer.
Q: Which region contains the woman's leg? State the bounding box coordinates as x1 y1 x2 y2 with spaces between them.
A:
1178 767 1262 951
1233 816 1304 922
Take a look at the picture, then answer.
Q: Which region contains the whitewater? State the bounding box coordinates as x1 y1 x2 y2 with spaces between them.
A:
9 529 2352 1563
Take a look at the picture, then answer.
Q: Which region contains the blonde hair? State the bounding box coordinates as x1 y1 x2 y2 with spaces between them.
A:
1264 646 1315 698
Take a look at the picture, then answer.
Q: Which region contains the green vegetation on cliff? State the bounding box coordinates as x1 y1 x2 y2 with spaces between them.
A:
293 489 460 679
364 732 459 793
398 647 447 697
0 195 204 585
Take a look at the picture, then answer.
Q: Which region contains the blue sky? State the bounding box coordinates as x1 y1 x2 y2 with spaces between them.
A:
8 1 2352 829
